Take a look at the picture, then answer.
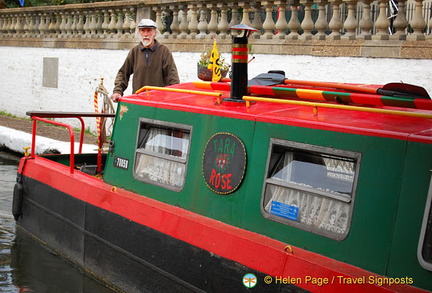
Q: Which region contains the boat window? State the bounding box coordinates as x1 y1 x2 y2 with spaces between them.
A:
133 118 192 191
418 178 432 271
261 139 361 240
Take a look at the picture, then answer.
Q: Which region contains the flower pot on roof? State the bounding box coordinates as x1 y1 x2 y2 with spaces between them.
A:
197 49 229 81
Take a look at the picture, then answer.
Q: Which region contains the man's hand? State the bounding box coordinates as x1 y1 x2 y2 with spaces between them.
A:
111 92 122 102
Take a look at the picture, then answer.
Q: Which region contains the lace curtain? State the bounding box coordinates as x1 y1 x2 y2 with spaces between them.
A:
265 151 352 236
265 186 350 235
135 128 190 188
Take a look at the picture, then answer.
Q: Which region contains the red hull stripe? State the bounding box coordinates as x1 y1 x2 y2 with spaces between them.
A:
21 157 428 293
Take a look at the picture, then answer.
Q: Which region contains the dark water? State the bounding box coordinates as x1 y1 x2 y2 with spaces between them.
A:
0 150 116 293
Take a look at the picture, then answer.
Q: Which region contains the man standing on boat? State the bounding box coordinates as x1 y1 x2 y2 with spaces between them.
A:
110 19 180 102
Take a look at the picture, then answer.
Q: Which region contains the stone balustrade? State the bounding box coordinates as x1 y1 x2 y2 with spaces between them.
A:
0 0 431 58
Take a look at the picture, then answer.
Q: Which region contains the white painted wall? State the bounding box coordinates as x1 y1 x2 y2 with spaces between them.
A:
1 45 431 133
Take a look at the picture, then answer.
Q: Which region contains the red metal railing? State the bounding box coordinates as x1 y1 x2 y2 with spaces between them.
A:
27 111 115 174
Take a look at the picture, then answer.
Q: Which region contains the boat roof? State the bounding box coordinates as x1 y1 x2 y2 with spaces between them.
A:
121 82 432 144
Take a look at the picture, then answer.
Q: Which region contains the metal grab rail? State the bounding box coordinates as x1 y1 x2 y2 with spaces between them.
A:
27 111 116 174
242 96 432 119
30 116 76 173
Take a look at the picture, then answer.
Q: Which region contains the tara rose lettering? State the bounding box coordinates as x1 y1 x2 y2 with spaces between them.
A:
202 132 246 194
209 169 232 190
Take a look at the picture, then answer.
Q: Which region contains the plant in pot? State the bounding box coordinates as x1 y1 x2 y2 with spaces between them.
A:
197 49 230 81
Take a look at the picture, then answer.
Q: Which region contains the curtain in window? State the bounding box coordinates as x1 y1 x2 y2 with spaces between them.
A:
134 128 189 187
265 151 350 235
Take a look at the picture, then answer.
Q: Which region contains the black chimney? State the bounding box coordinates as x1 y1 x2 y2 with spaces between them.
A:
228 24 258 101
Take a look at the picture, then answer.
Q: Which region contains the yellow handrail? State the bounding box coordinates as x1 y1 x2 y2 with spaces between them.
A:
136 86 223 100
242 96 432 119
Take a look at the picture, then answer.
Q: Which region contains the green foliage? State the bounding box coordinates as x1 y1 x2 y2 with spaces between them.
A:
0 111 18 118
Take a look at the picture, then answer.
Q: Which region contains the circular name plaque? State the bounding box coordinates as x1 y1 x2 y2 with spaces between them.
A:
202 132 247 194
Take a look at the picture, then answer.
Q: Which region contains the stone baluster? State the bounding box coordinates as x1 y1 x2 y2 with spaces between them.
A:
9 14 18 38
342 1 357 39
218 3 230 38
59 12 67 37
115 9 124 37
95 10 103 37
287 0 300 39
33 13 41 37
207 4 218 38
240 2 252 27
53 12 60 37
178 5 189 39
197 5 208 38
30 13 37 37
71 12 78 37
274 1 288 39
0 15 4 38
76 11 85 37
0 15 6 38
49 12 56 37
314 0 329 39
358 0 373 39
14 14 23 37
101 10 109 37
68 12 75 37
8 15 15 37
188 4 199 39
22 13 29 37
108 9 116 37
2 15 8 37
154 7 163 36
4 15 10 37
89 11 97 37
162 6 172 39
391 0 408 39
21 13 28 37
47 13 56 37
23 13 32 37
251 2 263 39
328 0 343 39
54 12 62 37
83 11 91 38
3 16 9 37
129 8 136 35
228 3 240 30
40 13 49 37
170 5 180 38
13 14 23 38
372 0 390 40
261 1 275 39
300 0 314 40
2 15 7 37
65 12 73 38
407 0 425 40
123 8 131 38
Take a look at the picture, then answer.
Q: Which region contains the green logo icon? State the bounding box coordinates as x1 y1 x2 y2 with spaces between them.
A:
243 273 257 288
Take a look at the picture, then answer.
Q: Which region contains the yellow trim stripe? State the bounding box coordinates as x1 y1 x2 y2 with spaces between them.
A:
243 96 432 119
136 86 222 98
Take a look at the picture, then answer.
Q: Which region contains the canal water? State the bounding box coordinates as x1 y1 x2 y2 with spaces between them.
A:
0 150 115 293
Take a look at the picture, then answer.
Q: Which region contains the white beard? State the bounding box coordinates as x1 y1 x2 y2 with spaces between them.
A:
141 37 152 47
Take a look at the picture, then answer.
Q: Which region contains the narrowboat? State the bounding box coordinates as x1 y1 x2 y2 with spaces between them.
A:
12 26 432 292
